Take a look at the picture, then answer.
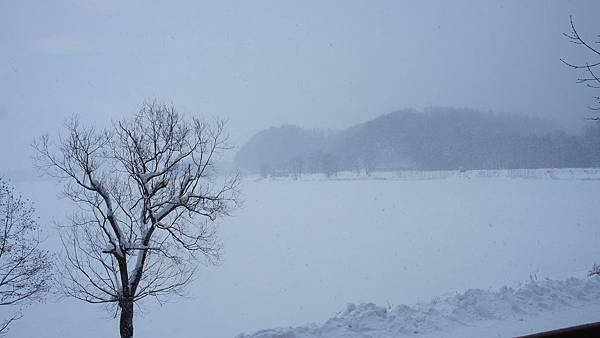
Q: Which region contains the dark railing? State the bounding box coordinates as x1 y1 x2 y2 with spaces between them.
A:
517 322 600 338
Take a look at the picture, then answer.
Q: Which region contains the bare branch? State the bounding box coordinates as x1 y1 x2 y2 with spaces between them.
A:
562 15 600 112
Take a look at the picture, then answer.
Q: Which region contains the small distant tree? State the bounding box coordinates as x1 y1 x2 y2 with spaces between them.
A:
320 153 338 179
290 156 303 180
306 151 322 174
351 158 362 177
34 102 240 338
0 178 52 335
561 15 600 114
361 151 377 177
259 163 272 179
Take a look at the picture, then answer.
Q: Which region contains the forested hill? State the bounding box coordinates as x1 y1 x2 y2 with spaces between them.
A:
235 107 600 174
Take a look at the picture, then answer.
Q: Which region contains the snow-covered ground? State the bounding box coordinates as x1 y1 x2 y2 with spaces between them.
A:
4 169 600 337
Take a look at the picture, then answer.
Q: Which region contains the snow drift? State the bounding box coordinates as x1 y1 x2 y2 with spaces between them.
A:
238 276 600 338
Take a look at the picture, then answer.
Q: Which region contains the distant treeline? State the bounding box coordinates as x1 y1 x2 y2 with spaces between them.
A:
235 107 600 176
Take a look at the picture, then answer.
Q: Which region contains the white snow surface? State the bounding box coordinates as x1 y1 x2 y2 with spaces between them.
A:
4 168 600 338
238 276 600 338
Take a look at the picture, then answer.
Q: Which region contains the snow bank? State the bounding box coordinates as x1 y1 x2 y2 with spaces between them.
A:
237 276 600 338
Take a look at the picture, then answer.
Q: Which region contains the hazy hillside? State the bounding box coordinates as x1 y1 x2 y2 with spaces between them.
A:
235 107 599 174
235 125 334 171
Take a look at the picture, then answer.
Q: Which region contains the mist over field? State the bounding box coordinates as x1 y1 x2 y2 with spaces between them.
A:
2 1 600 338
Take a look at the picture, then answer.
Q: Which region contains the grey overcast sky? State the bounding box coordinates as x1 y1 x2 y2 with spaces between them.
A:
1 0 599 175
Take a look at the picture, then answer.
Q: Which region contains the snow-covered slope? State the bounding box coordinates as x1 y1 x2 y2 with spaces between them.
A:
238 276 600 338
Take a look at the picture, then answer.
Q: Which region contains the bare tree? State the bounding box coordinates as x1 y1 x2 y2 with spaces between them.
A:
259 163 272 179
320 153 338 179
0 178 52 335
33 102 240 338
361 152 377 177
290 156 303 180
561 15 600 115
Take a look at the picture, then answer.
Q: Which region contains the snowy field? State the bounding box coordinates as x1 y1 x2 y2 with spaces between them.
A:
5 169 600 337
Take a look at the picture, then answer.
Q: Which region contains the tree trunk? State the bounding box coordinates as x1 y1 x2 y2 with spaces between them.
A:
119 299 134 338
